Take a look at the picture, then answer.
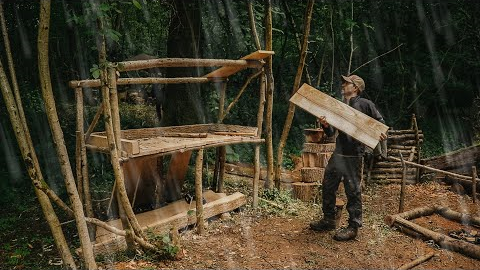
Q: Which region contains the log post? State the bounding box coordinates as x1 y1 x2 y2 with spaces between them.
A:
75 88 84 203
217 147 226 193
75 87 96 240
195 148 205 234
412 114 421 183
399 152 406 213
472 166 477 203
253 72 266 208
215 80 227 193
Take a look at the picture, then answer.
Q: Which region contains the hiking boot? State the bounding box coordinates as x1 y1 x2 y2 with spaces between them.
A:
333 226 358 241
309 218 336 232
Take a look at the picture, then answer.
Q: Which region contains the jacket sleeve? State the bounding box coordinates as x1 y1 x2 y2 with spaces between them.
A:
369 103 387 158
321 124 336 137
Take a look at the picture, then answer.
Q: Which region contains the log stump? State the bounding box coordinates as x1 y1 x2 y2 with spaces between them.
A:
302 152 332 167
301 167 325 183
292 182 319 202
303 128 324 143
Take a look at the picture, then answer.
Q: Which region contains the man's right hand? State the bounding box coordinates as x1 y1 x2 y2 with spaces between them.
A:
317 116 329 128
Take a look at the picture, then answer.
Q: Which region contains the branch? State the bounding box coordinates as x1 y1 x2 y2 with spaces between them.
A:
248 0 262 50
350 43 404 75
221 70 262 122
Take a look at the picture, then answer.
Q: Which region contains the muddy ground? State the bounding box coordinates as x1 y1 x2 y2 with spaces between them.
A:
107 174 480 270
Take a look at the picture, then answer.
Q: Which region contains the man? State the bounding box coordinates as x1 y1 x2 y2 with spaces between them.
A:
310 74 387 241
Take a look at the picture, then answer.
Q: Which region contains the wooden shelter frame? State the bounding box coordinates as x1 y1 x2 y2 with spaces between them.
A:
69 50 274 245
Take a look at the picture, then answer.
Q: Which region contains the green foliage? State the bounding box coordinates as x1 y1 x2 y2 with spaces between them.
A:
145 229 179 259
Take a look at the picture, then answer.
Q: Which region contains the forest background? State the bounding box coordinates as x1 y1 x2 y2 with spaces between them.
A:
1 1 480 265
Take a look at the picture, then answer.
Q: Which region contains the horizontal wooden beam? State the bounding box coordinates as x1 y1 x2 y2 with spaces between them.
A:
205 50 274 78
69 77 215 88
117 58 263 72
86 134 139 155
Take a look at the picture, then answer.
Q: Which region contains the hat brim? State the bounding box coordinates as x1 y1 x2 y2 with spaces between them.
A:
341 75 353 83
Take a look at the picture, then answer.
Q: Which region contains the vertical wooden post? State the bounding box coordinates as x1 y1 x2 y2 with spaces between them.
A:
75 88 84 202
108 67 122 154
253 71 266 208
265 0 275 189
215 81 227 193
75 87 96 240
412 114 421 183
106 66 136 249
195 148 205 234
399 152 407 213
472 166 477 203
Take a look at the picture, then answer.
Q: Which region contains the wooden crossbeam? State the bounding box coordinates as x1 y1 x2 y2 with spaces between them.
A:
204 50 274 78
86 134 139 155
290 84 389 149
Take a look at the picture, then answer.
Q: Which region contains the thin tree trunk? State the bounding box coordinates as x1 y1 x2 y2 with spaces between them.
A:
275 0 315 188
0 60 77 270
75 88 95 240
282 0 312 85
38 2 97 268
248 0 261 50
253 72 266 207
347 1 354 74
96 17 137 250
0 1 73 216
329 4 335 93
264 0 274 189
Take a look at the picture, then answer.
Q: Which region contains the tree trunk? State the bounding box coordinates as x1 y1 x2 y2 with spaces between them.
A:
0 59 77 270
163 0 203 127
37 2 97 268
96 16 137 251
275 0 315 188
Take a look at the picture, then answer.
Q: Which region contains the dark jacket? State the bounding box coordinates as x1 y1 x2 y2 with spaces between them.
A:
323 95 385 157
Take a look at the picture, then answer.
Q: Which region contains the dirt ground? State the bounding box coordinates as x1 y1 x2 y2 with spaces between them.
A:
107 174 480 270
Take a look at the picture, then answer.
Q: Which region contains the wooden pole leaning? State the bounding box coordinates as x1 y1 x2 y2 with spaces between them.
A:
195 148 205 234
85 102 104 141
253 71 266 208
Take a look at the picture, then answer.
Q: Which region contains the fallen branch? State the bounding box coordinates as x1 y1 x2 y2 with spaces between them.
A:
387 156 471 181
397 252 436 270
259 198 284 209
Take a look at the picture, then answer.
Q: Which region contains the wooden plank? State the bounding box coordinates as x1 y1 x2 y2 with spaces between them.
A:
290 84 389 149
205 50 274 78
92 191 246 255
86 134 139 155
111 124 258 140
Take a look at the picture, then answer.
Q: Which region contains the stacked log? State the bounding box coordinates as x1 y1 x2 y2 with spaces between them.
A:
367 115 423 184
292 129 334 202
